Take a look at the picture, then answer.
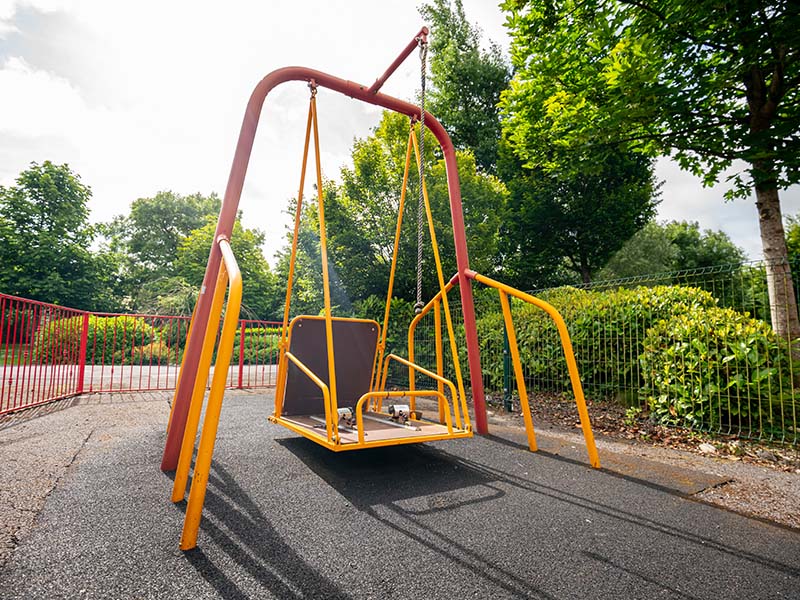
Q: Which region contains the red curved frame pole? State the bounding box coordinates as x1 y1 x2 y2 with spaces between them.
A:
161 64 488 470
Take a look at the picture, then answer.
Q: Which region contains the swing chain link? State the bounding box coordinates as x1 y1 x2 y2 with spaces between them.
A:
308 79 317 97
414 36 428 315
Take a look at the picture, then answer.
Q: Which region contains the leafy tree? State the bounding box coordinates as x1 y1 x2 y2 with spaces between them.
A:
501 150 660 285
275 110 506 317
175 217 281 320
331 111 505 302
0 161 119 310
500 0 800 340
665 221 747 270
785 213 800 263
132 276 198 316
104 191 221 289
420 0 512 173
600 220 746 279
275 193 355 317
598 222 679 279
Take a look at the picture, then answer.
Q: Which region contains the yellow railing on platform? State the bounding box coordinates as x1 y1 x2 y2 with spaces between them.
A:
408 272 601 469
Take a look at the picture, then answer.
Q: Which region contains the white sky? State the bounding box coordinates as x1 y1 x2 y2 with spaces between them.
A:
1 0 798 268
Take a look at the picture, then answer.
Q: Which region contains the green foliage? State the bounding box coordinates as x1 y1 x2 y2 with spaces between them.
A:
420 0 512 173
640 306 797 431
113 341 178 366
33 315 158 365
133 277 198 316
624 406 643 427
500 0 800 197
476 285 718 393
279 111 506 312
598 222 679 279
600 221 747 278
176 218 281 320
785 214 800 265
229 326 282 365
0 161 120 311
106 191 221 285
354 295 416 354
500 150 660 285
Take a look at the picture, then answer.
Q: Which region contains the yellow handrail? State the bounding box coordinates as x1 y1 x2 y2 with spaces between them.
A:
472 272 600 469
179 238 243 550
354 389 454 444
380 353 464 430
284 351 333 443
405 271 600 469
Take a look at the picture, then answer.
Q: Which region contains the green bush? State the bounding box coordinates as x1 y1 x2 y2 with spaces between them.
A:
228 326 282 365
640 306 797 431
113 341 179 365
475 285 719 395
33 315 158 364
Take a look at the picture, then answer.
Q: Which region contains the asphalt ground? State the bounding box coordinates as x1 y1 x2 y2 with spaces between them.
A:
0 390 799 599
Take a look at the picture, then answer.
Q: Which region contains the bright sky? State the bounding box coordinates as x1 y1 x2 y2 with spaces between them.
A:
1 0 798 268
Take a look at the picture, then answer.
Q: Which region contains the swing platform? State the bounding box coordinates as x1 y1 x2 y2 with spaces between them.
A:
269 316 472 451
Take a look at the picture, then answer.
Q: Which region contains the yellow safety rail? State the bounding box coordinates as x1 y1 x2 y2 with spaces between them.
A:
408 273 601 469
169 238 243 550
284 351 334 443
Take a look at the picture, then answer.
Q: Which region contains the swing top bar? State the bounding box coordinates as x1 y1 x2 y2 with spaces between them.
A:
367 26 428 94
161 26 487 472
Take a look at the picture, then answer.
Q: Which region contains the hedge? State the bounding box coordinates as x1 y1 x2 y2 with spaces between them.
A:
33 315 158 365
475 285 719 396
640 306 797 431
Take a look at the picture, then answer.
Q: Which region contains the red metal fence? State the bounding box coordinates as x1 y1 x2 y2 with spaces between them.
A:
0 293 280 416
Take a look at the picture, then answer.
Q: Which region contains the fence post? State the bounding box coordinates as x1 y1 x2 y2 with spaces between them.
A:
503 322 513 411
237 321 245 389
76 312 90 395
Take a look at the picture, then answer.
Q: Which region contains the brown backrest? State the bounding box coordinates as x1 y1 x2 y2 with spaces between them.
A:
281 316 380 416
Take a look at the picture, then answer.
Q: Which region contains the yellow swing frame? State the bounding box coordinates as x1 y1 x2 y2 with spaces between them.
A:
268 89 472 451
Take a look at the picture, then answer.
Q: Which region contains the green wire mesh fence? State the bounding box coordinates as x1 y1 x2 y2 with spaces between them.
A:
410 261 799 446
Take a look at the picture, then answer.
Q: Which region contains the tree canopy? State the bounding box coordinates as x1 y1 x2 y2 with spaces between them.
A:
420 0 512 173
0 161 119 310
500 0 800 195
500 0 800 339
600 220 746 279
176 217 281 320
500 149 660 284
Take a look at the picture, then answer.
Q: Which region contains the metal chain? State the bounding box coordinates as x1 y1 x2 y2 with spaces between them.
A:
415 37 428 315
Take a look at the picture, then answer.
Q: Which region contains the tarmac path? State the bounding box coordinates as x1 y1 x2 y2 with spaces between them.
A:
0 390 798 599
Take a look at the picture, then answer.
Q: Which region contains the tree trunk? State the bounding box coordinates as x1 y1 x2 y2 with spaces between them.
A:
579 261 591 284
755 184 800 344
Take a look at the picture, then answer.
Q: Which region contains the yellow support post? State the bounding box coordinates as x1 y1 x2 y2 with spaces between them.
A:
180 239 242 551
473 272 600 468
498 290 538 452
434 298 445 424
274 100 315 418
309 92 340 442
166 296 200 434
171 263 229 502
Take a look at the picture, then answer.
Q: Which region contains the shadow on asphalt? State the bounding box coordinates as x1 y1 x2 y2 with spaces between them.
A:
175 464 353 600
169 434 799 599
278 438 560 599
282 436 800 584
465 439 800 580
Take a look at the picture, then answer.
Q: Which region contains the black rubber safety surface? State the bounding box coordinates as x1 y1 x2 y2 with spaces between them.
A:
1 392 798 599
